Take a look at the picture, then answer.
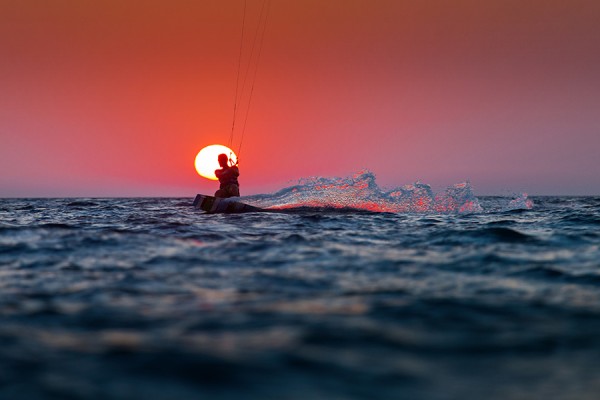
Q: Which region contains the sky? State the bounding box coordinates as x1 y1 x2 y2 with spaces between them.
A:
1 0 599 197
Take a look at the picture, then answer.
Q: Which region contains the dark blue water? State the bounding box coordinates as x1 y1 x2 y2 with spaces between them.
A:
1 193 600 399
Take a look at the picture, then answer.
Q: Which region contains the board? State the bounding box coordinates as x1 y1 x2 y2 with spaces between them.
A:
192 194 262 214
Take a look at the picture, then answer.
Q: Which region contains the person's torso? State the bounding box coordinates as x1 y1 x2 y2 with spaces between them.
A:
216 166 239 187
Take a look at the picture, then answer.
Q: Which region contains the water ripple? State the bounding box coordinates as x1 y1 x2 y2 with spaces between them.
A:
0 196 599 399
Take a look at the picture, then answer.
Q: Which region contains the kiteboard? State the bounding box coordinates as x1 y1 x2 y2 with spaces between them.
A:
193 194 262 214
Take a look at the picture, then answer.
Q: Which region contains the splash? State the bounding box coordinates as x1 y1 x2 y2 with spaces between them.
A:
242 170 484 213
505 193 535 211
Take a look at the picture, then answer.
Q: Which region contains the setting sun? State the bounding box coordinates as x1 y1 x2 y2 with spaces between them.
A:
194 144 238 181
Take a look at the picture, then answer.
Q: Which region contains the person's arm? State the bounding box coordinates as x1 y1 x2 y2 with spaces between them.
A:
216 167 238 180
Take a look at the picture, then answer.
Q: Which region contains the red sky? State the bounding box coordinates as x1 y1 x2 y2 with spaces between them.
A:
1 0 599 196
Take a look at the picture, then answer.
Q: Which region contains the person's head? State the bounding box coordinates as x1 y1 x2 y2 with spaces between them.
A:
218 153 229 168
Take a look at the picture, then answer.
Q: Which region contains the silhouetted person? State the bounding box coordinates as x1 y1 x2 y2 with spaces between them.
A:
214 153 240 198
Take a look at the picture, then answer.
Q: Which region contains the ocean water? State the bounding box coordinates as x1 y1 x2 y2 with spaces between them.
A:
1 177 600 399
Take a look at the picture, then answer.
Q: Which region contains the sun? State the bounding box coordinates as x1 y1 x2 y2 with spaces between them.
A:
195 144 238 180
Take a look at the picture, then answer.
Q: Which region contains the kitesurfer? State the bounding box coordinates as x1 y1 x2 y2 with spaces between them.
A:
214 153 240 198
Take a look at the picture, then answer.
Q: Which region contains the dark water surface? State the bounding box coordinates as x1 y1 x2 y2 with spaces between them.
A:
1 196 600 399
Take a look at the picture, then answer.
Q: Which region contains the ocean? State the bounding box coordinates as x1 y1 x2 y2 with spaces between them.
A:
1 175 600 399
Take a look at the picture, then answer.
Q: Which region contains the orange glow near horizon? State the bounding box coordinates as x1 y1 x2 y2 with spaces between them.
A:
1 1 599 196
195 144 238 181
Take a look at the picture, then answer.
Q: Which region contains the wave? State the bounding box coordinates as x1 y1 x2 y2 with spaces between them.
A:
241 170 531 214
475 227 538 243
512 266 600 286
